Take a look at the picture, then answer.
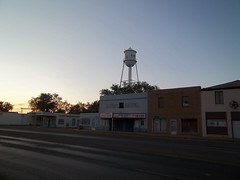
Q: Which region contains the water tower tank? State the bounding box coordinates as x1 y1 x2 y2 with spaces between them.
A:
120 47 139 86
124 48 137 67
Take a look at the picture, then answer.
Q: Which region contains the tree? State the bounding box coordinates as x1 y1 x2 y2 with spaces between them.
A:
68 102 87 114
100 81 159 96
28 93 62 112
99 89 114 96
68 101 99 114
86 100 99 113
0 101 13 112
55 100 71 113
29 93 99 114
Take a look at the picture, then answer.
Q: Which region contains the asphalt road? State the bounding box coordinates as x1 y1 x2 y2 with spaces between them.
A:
0 127 240 180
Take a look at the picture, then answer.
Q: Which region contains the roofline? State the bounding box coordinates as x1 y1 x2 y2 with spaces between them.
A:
124 48 137 53
201 86 240 91
151 86 201 91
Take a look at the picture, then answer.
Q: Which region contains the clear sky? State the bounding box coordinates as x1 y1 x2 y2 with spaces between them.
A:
0 0 239 112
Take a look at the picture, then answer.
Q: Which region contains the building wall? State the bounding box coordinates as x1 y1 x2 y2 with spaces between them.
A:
99 93 148 132
55 114 80 128
148 87 202 135
100 93 147 113
79 113 100 130
201 88 240 138
0 112 33 125
29 112 57 127
1 112 99 129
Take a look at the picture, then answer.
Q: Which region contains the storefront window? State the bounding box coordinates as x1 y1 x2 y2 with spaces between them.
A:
58 119 64 125
153 119 167 133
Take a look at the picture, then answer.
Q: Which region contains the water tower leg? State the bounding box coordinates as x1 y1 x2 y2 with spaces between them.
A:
120 62 125 87
136 63 139 82
128 66 132 85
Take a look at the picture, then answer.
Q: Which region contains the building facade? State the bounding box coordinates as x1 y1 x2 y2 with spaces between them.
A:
148 87 202 136
29 112 99 129
30 112 81 128
0 112 33 125
201 80 240 138
79 113 100 130
99 93 148 132
2 80 239 139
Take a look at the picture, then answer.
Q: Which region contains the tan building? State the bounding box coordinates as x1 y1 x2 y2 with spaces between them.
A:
148 87 202 136
201 80 240 139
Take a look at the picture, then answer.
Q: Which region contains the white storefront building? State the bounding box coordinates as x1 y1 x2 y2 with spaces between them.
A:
99 92 148 132
0 111 99 130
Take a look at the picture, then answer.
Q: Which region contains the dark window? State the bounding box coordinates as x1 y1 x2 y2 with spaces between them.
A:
181 119 198 133
58 119 64 125
153 119 167 133
119 102 124 109
158 97 164 108
72 119 76 126
82 118 90 125
182 96 189 107
215 91 224 104
231 112 240 121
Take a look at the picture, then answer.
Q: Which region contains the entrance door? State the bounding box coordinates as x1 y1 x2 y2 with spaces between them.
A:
170 119 177 135
181 119 197 133
232 121 240 139
113 118 134 132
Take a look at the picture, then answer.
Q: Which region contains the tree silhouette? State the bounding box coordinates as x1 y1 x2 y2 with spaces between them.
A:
29 93 100 113
29 93 62 112
68 102 86 114
86 100 99 113
0 101 13 112
100 81 158 96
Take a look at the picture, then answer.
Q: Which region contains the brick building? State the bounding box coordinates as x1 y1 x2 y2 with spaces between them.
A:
148 87 202 136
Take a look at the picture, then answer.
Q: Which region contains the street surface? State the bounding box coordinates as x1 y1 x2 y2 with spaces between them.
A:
0 127 240 180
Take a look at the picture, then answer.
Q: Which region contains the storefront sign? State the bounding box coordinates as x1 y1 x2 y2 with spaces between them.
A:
113 113 146 118
100 113 112 118
100 113 146 119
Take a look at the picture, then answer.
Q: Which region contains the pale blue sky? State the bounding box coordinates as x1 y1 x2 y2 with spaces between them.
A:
0 0 239 111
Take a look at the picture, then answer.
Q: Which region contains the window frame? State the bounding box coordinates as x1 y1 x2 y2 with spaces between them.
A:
58 119 64 125
158 97 164 108
182 96 189 107
72 119 76 126
153 118 167 133
215 91 224 104
119 102 124 109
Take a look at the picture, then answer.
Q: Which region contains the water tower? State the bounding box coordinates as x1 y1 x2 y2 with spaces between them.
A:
120 47 139 86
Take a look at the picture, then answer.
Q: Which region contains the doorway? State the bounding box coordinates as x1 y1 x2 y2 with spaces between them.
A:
113 118 134 132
